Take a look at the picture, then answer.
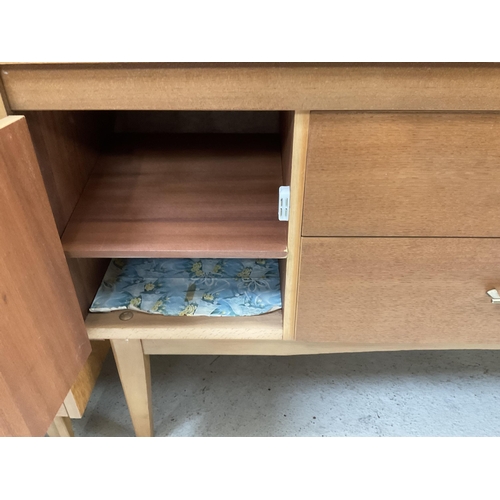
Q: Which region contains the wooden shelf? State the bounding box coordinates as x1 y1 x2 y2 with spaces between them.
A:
86 310 283 341
62 134 287 258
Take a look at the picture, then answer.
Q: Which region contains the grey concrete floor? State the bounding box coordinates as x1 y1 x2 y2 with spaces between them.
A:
73 350 500 436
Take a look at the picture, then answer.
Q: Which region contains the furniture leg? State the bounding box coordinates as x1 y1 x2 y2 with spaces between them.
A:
47 416 74 437
111 339 153 437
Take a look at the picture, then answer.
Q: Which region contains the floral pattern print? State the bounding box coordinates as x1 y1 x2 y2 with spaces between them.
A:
90 258 282 317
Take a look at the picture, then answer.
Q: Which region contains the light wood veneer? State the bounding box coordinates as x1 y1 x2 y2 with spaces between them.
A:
303 112 500 237
296 237 500 345
4 64 500 111
87 310 283 341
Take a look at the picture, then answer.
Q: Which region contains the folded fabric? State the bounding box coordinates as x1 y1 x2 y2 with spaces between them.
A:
90 258 282 317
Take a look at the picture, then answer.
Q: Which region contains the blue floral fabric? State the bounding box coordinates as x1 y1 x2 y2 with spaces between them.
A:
90 258 282 317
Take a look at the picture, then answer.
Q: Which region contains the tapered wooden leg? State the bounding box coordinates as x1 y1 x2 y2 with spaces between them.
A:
111 339 153 437
47 416 74 437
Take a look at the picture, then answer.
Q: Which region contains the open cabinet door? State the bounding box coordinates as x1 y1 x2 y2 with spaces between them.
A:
0 116 90 436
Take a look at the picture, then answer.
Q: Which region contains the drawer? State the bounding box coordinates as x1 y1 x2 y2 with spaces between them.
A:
303 112 500 237
296 238 500 345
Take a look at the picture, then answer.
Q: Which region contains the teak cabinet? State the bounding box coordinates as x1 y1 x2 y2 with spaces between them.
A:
1 63 500 437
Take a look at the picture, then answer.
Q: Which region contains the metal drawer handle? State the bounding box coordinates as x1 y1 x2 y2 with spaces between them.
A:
486 289 500 303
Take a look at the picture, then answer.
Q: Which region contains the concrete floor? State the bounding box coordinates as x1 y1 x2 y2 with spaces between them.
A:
73 350 500 436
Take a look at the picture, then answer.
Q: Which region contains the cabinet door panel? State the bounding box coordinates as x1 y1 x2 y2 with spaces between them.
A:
297 237 500 346
303 112 500 237
0 116 90 436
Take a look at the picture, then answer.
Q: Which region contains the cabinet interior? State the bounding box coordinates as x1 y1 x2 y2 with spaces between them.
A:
25 110 295 339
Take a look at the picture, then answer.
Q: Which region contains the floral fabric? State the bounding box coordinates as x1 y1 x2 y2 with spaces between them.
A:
90 258 282 317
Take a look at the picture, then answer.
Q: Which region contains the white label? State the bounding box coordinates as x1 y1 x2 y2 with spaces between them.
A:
278 186 290 221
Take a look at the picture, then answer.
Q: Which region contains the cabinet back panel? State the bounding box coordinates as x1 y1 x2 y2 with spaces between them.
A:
114 111 279 134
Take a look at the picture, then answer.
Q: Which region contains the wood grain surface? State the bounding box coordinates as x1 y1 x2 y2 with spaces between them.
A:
0 116 90 436
142 338 500 355
66 258 110 316
4 64 500 111
111 339 153 437
24 111 109 234
62 134 287 258
303 112 500 237
282 112 310 340
0 95 6 118
0 76 9 118
62 338 110 418
23 112 112 419
296 238 500 344
279 112 293 338
63 257 110 417
56 403 69 417
46 416 74 437
280 111 294 187
86 310 283 340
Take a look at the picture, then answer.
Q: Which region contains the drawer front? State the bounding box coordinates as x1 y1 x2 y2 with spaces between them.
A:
303 112 500 237
296 238 500 345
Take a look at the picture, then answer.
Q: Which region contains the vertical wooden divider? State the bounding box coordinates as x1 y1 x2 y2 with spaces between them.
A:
0 75 9 118
282 111 310 340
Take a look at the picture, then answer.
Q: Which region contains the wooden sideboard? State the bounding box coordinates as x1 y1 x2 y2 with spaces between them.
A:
1 63 500 437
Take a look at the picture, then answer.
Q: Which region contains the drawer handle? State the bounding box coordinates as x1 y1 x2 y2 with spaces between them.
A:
486 289 500 303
